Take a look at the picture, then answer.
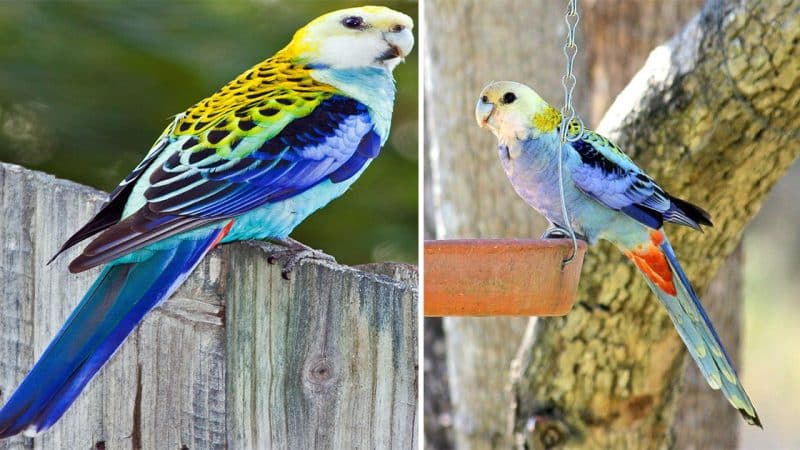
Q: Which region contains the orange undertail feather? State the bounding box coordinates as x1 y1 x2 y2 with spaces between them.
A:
622 229 761 426
624 231 676 296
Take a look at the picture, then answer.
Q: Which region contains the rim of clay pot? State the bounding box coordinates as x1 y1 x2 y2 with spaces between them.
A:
424 238 586 316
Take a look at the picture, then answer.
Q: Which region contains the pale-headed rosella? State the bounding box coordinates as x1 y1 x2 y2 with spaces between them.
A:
475 80 759 427
0 6 414 438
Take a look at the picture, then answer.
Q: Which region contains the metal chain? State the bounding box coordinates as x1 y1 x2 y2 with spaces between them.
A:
557 0 583 267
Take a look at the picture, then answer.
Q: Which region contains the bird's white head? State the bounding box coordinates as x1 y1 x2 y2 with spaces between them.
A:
475 81 561 143
286 6 414 71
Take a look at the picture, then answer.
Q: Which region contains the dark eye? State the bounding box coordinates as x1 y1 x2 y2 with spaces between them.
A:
481 95 489 103
391 24 405 32
502 92 517 104
342 16 365 29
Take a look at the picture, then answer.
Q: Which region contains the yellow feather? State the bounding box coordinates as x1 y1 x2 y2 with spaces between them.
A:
531 105 561 133
173 51 336 145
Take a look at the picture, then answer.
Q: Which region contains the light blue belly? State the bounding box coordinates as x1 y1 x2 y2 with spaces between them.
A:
110 166 368 265
221 166 368 243
500 141 645 245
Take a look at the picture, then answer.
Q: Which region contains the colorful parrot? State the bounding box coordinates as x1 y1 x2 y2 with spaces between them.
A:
0 6 413 438
475 81 760 427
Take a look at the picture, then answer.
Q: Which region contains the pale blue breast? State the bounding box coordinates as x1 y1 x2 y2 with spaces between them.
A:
220 164 369 242
499 134 643 244
110 68 396 265
311 67 396 144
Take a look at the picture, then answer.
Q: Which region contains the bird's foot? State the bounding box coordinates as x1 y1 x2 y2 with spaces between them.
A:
541 226 571 239
541 225 587 241
266 238 336 280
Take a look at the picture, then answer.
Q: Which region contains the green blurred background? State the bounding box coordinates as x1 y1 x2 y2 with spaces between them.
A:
0 0 418 265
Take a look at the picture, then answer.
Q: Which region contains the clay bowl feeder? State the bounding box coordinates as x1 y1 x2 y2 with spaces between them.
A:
424 239 586 316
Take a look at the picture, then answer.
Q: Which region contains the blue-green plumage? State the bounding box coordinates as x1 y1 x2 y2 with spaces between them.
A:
0 4 412 435
477 80 759 426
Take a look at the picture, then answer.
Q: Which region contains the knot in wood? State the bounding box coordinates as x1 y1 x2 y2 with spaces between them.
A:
304 356 338 392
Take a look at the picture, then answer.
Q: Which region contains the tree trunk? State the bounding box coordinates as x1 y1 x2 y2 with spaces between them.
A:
583 0 704 125
671 245 742 449
512 1 800 448
424 0 726 448
424 0 588 448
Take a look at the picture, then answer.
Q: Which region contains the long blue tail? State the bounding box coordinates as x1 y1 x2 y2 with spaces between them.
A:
0 228 226 437
626 233 761 427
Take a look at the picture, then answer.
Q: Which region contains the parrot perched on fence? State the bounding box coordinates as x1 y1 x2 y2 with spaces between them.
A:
0 6 413 438
475 81 760 427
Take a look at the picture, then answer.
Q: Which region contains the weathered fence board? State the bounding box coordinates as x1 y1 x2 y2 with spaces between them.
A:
0 162 418 449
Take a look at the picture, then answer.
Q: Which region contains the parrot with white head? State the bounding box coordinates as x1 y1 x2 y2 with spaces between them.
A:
476 80 760 427
0 6 413 438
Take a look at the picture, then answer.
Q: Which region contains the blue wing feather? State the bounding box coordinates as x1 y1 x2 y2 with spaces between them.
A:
570 134 711 231
69 95 380 272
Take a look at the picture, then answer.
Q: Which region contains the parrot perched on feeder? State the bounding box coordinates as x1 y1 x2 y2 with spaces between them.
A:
475 80 760 427
0 6 414 438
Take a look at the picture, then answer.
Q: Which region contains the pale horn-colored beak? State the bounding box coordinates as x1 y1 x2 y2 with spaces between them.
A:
475 97 495 128
381 27 414 70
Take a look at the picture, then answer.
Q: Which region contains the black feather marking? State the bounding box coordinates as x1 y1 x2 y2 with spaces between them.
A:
163 151 183 170
207 129 229 144
146 172 203 200
181 137 199 150
259 108 279 117
621 204 664 229
238 119 257 131
48 186 131 264
667 195 713 228
156 183 237 214
188 148 218 164
572 139 624 176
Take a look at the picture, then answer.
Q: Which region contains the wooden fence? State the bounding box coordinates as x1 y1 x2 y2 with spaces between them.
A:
0 162 418 449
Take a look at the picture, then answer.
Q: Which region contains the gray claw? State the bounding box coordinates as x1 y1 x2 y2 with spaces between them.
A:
266 239 336 279
541 226 570 239
541 225 588 242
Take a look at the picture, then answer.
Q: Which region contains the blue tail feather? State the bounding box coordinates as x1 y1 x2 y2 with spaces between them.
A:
654 238 761 427
0 229 223 437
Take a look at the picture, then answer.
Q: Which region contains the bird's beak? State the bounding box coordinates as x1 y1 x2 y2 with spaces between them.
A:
381 28 414 69
475 98 495 129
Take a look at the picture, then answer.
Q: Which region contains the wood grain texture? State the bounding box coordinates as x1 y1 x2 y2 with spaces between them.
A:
0 161 418 450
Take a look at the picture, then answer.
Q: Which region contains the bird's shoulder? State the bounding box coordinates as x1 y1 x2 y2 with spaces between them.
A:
570 129 639 174
170 51 342 151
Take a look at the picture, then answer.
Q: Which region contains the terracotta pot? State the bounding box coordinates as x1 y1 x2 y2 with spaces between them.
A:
424 239 586 316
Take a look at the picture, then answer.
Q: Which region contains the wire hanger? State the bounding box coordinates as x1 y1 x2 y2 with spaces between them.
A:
557 0 584 268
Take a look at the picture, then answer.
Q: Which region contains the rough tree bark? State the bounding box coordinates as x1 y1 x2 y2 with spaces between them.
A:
671 244 743 449
584 1 746 446
424 0 732 448
424 0 588 448
511 1 800 448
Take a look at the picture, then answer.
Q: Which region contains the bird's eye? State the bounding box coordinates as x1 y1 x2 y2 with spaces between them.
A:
481 95 489 103
502 92 517 104
342 16 365 29
391 24 405 32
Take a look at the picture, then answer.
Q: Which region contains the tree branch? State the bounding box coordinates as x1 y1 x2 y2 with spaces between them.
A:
513 0 800 447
